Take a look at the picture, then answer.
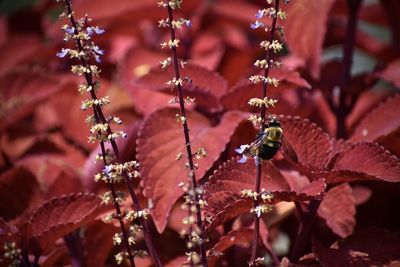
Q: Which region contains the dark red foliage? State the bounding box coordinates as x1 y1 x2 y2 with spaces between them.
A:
312 228 400 266
1 0 400 266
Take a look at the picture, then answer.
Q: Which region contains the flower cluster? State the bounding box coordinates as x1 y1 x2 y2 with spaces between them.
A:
158 0 208 266
237 1 289 265
55 1 157 265
3 242 21 267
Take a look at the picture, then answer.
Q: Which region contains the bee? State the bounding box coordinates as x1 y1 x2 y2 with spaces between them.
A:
235 117 298 165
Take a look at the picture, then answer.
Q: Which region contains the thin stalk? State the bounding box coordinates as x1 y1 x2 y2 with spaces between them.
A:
250 0 280 265
336 0 363 139
64 230 87 267
289 199 321 262
166 5 208 267
63 1 162 266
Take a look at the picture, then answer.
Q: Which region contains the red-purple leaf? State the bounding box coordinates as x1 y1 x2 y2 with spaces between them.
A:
282 0 337 78
279 115 333 170
318 183 356 238
85 221 119 267
208 228 253 266
133 63 228 98
352 185 372 206
129 64 228 113
351 94 400 142
203 158 326 230
190 33 225 71
30 193 107 251
0 35 41 77
210 1 259 25
0 72 63 132
45 172 85 199
324 142 400 183
137 108 247 232
0 167 42 221
221 69 311 114
377 60 400 88
312 228 400 266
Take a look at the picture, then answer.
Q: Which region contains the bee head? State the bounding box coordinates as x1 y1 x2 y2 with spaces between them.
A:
267 117 280 127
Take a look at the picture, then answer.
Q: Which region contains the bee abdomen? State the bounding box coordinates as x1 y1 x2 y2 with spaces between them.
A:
258 142 280 160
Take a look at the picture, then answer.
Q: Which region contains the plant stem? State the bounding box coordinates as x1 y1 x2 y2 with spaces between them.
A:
250 0 280 265
336 0 363 139
289 199 321 262
64 230 87 267
166 5 208 267
63 1 162 266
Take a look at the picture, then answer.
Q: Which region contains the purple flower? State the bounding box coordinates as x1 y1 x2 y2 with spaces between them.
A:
56 48 69 58
93 45 104 55
185 20 192 27
237 155 248 164
250 20 264 29
103 165 113 177
255 9 264 19
64 26 75 34
94 55 101 63
87 26 105 36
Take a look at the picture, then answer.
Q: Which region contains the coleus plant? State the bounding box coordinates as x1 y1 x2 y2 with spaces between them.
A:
1 0 400 266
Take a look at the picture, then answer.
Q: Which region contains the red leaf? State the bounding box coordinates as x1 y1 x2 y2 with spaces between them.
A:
137 108 247 232
30 193 107 252
0 35 42 77
210 1 259 25
190 33 225 71
318 183 356 238
323 142 400 183
85 221 119 267
134 63 228 97
208 228 253 266
378 60 400 88
312 228 400 266
203 158 326 230
347 89 394 132
131 64 228 113
221 69 311 114
282 0 337 78
45 172 85 199
351 94 400 142
0 72 63 132
279 116 333 170
352 185 372 206
0 167 42 221
73 0 157 21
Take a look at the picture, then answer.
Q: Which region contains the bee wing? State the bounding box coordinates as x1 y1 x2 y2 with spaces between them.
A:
281 135 299 164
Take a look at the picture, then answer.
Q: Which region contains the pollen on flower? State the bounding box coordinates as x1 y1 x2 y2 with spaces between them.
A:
248 97 278 108
167 77 183 87
260 191 274 202
113 233 123 245
114 252 125 265
176 152 184 160
160 57 172 69
3 242 21 267
102 212 115 223
125 209 151 221
277 10 286 20
194 147 207 159
175 113 187 124
251 204 273 217
248 114 262 126
160 39 180 49
168 0 182 9
241 189 259 200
